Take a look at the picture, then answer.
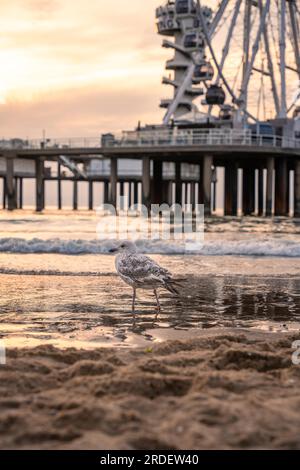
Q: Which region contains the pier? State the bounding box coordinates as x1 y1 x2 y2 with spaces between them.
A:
1 128 300 216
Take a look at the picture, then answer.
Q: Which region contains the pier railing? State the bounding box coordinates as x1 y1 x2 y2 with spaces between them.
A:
1 129 300 151
114 129 300 149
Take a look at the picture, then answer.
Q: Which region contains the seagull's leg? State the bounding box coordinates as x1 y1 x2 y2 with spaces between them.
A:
154 289 161 320
132 288 136 323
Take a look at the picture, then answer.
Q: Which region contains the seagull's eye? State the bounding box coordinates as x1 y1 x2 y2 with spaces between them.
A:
120 244 125 248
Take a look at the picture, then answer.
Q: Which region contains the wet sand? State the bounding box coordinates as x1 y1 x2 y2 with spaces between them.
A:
0 266 300 349
0 330 300 450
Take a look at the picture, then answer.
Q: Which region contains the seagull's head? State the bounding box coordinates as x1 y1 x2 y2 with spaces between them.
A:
109 240 137 254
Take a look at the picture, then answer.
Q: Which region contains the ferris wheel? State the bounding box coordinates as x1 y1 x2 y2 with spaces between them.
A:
156 0 300 125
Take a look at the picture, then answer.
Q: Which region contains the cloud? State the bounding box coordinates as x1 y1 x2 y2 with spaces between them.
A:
0 82 163 138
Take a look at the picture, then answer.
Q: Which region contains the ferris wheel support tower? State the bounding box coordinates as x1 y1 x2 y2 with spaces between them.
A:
156 0 215 124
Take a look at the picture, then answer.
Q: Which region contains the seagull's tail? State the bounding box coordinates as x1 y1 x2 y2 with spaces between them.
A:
163 278 186 295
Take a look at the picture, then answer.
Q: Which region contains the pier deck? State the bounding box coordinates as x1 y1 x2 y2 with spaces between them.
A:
1 128 300 216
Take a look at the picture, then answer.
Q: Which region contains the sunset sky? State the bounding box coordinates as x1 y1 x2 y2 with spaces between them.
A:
0 0 167 139
0 1 298 140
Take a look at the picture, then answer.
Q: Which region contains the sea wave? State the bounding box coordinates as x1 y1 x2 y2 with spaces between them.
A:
0 237 300 257
0 267 114 276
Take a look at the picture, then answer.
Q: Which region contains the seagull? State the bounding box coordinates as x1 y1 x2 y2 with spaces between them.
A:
109 241 182 322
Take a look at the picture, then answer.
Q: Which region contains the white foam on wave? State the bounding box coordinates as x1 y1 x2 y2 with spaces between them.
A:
1 237 300 257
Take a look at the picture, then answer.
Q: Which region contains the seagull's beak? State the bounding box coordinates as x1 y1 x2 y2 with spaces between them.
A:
109 248 117 253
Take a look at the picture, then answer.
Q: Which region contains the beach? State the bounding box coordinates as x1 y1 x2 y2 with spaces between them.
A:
1 331 300 450
1 0 300 455
0 211 300 449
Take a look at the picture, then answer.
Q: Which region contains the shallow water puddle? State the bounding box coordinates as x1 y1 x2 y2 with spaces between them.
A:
0 272 300 349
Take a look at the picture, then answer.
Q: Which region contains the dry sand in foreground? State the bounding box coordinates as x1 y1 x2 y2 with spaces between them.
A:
0 331 300 450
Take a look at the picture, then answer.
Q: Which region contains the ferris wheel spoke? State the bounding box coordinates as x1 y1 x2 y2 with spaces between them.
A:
196 3 237 102
259 1 280 115
216 0 242 80
278 0 287 117
238 0 271 116
288 0 300 79
208 0 230 39
197 0 258 121
287 94 300 114
208 0 242 115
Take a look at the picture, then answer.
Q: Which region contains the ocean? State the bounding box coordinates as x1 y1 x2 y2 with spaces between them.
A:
0 210 300 349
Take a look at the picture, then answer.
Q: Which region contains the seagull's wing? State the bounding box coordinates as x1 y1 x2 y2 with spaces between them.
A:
118 254 180 294
118 254 170 282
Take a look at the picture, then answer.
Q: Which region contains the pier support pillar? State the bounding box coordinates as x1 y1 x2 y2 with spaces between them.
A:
161 180 172 206
6 157 17 211
266 157 274 216
275 158 289 216
258 168 264 216
175 162 182 205
57 163 62 210
212 169 217 213
224 162 238 216
119 181 125 210
119 181 124 198
35 158 45 212
88 181 93 211
294 160 300 217
109 158 118 207
19 178 23 209
128 182 132 207
73 179 78 211
103 181 109 204
163 181 172 207
133 182 139 205
203 155 212 216
185 183 189 205
142 156 151 209
243 167 255 215
198 162 203 205
152 160 163 204
2 177 6 209
190 182 196 211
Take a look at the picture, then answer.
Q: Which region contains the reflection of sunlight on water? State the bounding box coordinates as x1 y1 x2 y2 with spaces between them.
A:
0 271 300 349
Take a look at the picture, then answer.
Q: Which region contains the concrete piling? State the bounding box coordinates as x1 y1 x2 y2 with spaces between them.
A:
142 156 151 209
266 157 274 216
275 158 289 216
6 156 17 211
294 159 300 217
224 161 238 216
36 158 45 212
203 155 213 216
